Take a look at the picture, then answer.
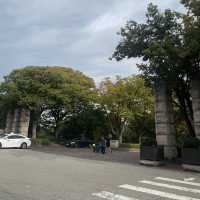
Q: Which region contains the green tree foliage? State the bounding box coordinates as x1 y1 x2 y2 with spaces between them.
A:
56 104 108 142
99 75 154 143
112 3 184 82
181 0 200 16
112 3 200 137
0 66 95 138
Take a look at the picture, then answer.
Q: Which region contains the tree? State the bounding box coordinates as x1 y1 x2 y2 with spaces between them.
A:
56 104 108 142
181 0 200 16
99 75 154 143
112 3 200 137
0 66 95 138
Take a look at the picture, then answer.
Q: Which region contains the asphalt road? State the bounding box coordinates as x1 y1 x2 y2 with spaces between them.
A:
0 149 199 200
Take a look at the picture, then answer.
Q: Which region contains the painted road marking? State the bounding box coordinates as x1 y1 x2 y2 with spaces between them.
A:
140 180 200 194
92 191 138 200
119 184 200 200
156 177 200 187
184 178 196 182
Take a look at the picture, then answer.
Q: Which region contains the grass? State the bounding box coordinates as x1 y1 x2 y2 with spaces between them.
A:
32 138 52 146
120 143 140 149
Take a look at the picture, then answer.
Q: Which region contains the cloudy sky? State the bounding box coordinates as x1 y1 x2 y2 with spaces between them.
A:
0 0 185 83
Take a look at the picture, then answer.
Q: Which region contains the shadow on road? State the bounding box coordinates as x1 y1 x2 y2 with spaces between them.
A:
32 145 140 165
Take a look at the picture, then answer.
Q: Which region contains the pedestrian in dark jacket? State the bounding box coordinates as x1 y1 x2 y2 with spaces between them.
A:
106 135 112 153
100 136 106 154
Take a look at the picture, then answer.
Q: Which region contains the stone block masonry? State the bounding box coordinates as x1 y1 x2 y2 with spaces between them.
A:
155 81 177 160
5 109 30 137
191 74 200 139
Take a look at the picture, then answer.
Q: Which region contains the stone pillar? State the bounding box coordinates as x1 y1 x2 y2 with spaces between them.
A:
5 109 30 137
17 109 30 137
13 109 21 133
191 74 200 139
5 110 15 133
155 81 177 160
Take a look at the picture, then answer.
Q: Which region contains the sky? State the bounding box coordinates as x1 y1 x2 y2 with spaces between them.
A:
0 0 185 83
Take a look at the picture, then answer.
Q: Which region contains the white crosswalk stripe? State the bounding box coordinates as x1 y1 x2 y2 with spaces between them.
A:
184 178 196 182
119 184 200 200
140 180 200 194
155 177 200 187
92 191 138 200
93 177 200 200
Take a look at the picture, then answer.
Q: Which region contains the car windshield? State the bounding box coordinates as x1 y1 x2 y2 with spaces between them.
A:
0 134 8 138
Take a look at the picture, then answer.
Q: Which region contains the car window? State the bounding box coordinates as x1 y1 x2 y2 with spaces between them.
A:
0 134 8 138
7 135 24 139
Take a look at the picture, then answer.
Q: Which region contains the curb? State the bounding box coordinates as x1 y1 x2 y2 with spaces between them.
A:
182 164 200 172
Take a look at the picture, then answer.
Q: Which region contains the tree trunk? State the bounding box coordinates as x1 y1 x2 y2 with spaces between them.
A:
119 133 123 144
176 89 195 137
119 121 127 144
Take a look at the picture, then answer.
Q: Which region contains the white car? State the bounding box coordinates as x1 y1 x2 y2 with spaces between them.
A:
0 133 31 149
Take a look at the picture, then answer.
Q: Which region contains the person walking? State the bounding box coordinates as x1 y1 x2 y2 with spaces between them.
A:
100 136 106 154
106 135 112 153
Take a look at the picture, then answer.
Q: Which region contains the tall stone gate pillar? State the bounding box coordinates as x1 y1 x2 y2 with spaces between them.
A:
13 109 21 133
155 81 177 159
191 74 200 139
5 110 15 133
5 109 30 137
16 109 30 137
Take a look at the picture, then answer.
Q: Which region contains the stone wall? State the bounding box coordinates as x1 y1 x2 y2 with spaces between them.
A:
155 81 177 159
191 74 200 139
5 109 30 137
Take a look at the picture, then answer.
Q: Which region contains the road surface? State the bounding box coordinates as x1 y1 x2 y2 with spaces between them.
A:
0 149 199 200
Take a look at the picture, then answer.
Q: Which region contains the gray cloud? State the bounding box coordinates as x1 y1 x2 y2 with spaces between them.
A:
0 0 185 82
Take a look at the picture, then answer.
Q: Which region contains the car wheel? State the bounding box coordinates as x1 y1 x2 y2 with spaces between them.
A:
0 142 2 148
21 143 27 149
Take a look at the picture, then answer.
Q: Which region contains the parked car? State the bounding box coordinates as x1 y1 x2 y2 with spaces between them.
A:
0 133 31 149
65 139 93 148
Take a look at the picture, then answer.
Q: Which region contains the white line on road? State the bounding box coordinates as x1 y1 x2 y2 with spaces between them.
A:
140 180 200 194
92 191 138 200
184 178 196 182
156 177 200 187
119 184 200 200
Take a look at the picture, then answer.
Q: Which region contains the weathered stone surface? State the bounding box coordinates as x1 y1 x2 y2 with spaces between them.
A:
0 129 4 134
156 135 176 146
5 109 30 137
191 75 200 139
5 110 15 133
17 109 30 137
193 112 200 123
13 109 21 133
155 81 177 160
155 123 176 135
155 112 174 124
164 146 178 160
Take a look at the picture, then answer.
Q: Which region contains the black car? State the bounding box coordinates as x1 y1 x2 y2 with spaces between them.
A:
65 139 93 148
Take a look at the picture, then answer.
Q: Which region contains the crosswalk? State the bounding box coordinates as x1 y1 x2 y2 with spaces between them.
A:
92 177 200 200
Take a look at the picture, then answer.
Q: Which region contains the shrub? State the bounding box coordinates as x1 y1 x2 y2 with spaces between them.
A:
183 136 200 148
120 143 140 149
40 138 51 146
31 138 40 145
31 138 52 146
140 136 157 147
